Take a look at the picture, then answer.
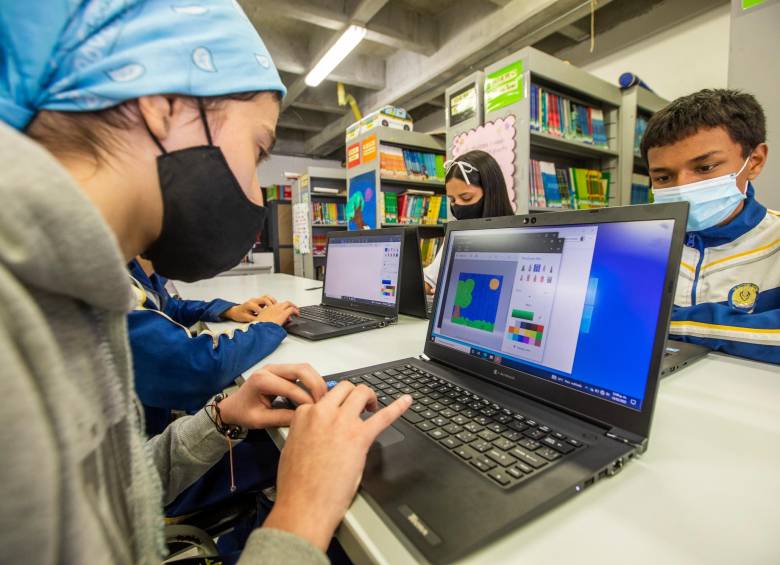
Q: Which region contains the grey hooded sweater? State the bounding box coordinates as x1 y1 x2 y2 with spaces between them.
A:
0 122 327 565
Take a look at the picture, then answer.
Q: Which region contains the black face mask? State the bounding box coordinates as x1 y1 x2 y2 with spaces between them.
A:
142 102 268 282
450 198 484 221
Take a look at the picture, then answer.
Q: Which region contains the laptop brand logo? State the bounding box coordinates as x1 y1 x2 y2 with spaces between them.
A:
398 504 442 546
493 368 516 380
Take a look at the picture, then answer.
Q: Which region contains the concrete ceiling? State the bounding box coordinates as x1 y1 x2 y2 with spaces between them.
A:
240 0 727 160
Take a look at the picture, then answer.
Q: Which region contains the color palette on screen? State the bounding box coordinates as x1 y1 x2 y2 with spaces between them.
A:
507 321 545 346
381 279 396 297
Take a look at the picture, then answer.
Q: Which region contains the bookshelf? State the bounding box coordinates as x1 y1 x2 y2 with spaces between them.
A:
618 85 669 205
292 167 347 280
346 127 449 232
264 200 294 274
452 47 622 213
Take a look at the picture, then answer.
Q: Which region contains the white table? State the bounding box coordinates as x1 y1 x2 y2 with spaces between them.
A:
178 273 780 565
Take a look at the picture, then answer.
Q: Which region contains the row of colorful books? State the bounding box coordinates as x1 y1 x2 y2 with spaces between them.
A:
529 159 610 209
420 237 442 268
380 145 446 180
631 173 653 204
529 83 608 147
312 201 346 225
264 184 292 201
382 190 448 225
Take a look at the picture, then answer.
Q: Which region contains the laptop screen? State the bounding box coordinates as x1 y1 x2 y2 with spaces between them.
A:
430 219 675 412
324 233 403 307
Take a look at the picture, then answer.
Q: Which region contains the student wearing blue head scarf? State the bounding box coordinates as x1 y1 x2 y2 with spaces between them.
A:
0 1 411 563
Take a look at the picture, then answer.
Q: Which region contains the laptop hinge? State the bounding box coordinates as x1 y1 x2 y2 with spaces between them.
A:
606 428 648 453
419 353 431 362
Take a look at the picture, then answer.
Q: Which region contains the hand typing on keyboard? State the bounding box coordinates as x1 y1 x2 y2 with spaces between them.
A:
264 381 412 551
217 363 328 428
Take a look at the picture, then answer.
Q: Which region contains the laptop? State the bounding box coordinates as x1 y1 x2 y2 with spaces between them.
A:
398 226 434 320
323 202 689 564
399 225 707 376
661 340 710 378
286 228 404 340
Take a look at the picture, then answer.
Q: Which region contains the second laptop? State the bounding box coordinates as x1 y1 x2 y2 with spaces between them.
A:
286 228 405 340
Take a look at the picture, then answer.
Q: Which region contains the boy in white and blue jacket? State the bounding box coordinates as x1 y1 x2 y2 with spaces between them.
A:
643 89 779 364
128 258 299 433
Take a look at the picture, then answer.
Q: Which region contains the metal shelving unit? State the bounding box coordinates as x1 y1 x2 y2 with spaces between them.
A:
477 47 622 213
618 85 669 205
346 126 448 230
292 166 346 280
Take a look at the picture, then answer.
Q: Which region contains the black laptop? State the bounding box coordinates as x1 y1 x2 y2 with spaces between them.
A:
398 226 434 319
661 340 710 377
324 202 689 564
399 226 708 375
286 228 404 340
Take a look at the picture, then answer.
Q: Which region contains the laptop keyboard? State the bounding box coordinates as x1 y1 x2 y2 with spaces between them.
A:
346 363 585 489
299 305 374 328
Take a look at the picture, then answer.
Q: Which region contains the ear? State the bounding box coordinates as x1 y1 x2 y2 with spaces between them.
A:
747 142 768 181
137 95 175 141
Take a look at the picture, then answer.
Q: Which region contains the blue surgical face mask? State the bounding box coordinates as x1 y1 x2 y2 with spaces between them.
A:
652 155 751 232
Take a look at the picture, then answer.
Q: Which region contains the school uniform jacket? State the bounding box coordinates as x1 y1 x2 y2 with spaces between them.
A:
127 259 287 413
670 185 780 364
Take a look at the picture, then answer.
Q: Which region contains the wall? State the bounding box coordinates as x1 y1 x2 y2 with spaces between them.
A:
728 0 780 211
582 4 731 101
258 154 342 186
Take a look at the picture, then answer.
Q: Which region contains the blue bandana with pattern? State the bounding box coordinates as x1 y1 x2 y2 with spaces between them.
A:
0 0 286 130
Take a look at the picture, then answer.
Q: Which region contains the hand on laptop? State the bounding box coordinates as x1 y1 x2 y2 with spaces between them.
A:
424 282 435 295
223 294 278 322
264 382 412 551
256 300 300 326
218 363 328 429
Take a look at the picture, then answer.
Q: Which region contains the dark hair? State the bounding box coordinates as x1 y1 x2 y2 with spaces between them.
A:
446 150 514 217
640 89 766 161
26 91 278 163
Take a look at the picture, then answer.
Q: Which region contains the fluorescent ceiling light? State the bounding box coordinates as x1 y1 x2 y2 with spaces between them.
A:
305 25 366 87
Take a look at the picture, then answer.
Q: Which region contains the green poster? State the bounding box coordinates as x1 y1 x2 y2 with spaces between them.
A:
484 60 524 113
742 0 766 9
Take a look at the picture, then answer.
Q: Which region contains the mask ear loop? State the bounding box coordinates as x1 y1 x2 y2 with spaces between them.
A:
143 118 168 155
197 98 214 146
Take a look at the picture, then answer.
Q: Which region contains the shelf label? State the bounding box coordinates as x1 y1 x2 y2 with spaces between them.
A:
347 142 361 169
741 0 766 9
361 134 377 163
485 60 524 113
449 84 477 126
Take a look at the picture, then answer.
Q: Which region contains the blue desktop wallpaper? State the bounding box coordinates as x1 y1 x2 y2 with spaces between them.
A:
563 220 674 405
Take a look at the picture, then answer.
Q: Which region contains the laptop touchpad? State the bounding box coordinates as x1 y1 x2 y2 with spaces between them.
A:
362 411 406 448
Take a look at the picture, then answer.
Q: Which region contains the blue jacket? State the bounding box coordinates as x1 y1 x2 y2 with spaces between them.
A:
127 260 287 413
670 185 780 364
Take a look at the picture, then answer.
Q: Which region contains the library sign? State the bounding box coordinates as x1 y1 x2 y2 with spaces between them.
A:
485 60 524 113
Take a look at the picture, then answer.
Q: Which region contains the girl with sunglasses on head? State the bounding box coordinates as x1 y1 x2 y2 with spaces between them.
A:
424 150 515 293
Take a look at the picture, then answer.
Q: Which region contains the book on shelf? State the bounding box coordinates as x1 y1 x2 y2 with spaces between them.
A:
634 115 649 155
313 234 328 257
420 236 443 268
379 144 445 181
264 184 292 201
529 159 610 209
386 191 447 225
529 83 608 147
312 186 341 195
312 201 346 225
631 173 652 205
383 191 399 224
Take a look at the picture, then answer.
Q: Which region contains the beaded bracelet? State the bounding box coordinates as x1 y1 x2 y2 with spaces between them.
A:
204 393 244 492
